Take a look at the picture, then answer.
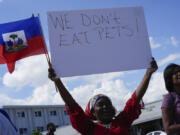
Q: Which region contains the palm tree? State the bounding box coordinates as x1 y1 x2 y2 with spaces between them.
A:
9 34 18 44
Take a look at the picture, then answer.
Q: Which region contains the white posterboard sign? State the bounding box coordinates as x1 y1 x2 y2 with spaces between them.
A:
47 6 152 77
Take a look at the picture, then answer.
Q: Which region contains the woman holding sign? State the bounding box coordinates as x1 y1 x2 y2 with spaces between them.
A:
48 58 158 135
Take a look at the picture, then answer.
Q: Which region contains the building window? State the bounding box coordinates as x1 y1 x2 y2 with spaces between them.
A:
145 106 155 112
19 128 27 134
36 126 44 132
64 110 68 115
17 112 25 118
34 111 42 117
50 110 57 116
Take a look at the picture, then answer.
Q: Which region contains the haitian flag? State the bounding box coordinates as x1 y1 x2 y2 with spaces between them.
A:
0 16 47 73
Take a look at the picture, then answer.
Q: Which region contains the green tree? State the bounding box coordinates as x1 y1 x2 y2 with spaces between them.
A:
32 128 43 135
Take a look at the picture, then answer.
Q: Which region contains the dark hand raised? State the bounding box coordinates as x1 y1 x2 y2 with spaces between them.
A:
48 68 58 82
147 57 158 74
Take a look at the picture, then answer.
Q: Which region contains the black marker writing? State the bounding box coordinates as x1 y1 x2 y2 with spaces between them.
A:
72 33 81 44
94 27 104 40
121 25 134 37
81 13 114 27
81 13 91 26
59 34 69 47
112 12 121 24
136 18 139 33
49 13 72 31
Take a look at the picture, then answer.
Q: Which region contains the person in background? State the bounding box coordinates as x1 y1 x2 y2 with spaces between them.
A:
46 122 56 135
48 58 158 135
0 108 18 135
161 63 180 135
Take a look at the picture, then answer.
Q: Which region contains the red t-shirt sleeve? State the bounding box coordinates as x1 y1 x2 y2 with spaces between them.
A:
116 91 142 127
65 102 94 134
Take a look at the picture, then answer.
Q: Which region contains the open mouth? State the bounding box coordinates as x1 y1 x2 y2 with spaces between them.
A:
178 73 180 80
176 71 180 81
102 111 113 118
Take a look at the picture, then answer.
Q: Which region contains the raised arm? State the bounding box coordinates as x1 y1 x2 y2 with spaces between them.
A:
48 68 76 112
135 58 158 102
48 68 95 134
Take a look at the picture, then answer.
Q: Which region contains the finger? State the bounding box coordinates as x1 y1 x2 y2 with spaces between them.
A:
48 74 51 78
48 68 54 72
48 75 56 81
152 61 156 67
49 72 56 77
48 68 57 76
151 60 157 68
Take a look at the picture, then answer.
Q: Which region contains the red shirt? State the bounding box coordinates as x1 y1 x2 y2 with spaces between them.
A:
66 92 141 135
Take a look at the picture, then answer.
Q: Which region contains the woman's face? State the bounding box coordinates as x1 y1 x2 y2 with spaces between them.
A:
93 97 115 124
172 66 180 92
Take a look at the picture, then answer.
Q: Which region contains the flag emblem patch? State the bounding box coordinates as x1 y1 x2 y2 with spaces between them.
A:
2 30 27 53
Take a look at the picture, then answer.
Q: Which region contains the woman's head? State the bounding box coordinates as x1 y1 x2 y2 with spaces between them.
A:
85 94 116 124
164 63 180 92
47 122 56 134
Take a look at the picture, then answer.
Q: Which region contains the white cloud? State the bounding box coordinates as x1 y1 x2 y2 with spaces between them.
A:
68 79 131 110
2 55 49 89
25 81 62 105
96 80 132 110
70 84 97 108
143 72 167 103
0 94 25 106
0 75 131 111
0 80 63 107
158 53 180 66
0 70 168 113
149 37 161 49
170 36 179 47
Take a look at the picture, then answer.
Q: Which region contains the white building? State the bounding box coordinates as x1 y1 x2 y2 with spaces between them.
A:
3 105 71 135
42 125 80 135
130 99 164 134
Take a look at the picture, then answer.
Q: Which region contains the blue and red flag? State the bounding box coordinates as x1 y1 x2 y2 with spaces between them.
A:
0 16 47 73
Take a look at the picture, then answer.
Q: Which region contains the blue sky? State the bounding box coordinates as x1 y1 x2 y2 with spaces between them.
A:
0 0 179 110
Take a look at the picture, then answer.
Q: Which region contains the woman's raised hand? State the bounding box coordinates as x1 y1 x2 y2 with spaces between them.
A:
48 68 59 82
147 57 158 74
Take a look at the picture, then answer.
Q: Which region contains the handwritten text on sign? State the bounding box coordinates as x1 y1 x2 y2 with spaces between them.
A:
47 7 152 77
